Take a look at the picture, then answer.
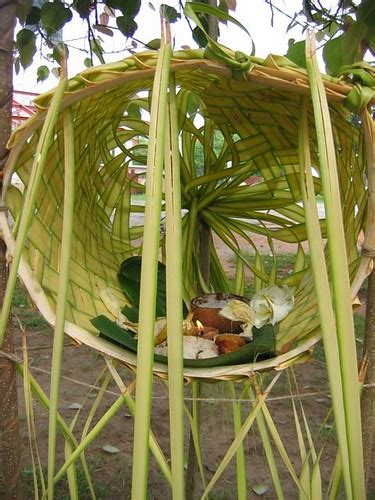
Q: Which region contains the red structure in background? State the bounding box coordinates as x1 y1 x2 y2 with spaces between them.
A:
11 93 143 191
12 90 37 129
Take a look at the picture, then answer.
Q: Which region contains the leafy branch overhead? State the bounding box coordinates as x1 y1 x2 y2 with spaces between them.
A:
286 0 375 74
13 0 375 88
14 0 237 80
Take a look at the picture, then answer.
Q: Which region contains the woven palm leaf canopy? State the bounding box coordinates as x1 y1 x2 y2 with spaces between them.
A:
0 45 374 383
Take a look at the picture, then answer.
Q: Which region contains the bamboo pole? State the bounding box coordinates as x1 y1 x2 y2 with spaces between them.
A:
305 33 365 498
105 359 172 485
298 94 353 497
186 6 219 495
165 71 186 497
185 381 203 496
228 382 247 499
130 21 172 499
47 59 76 498
247 385 284 499
202 373 282 499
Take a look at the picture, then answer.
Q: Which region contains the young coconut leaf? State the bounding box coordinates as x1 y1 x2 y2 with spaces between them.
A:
130 25 172 499
305 32 365 497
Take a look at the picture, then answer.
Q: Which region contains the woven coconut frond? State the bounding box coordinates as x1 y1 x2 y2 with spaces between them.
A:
0 49 372 379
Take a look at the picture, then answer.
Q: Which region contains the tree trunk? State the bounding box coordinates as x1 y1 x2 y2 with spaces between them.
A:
0 1 21 498
0 243 21 500
361 268 375 487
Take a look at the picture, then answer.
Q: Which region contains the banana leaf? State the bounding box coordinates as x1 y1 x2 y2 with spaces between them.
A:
117 256 167 317
91 315 275 367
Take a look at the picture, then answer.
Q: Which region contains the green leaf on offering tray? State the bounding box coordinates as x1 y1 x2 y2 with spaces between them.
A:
117 256 167 317
91 315 275 367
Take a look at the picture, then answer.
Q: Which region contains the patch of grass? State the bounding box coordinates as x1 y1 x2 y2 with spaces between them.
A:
229 251 297 276
10 279 50 331
229 252 297 297
13 310 50 331
21 461 110 499
319 422 337 443
313 342 326 364
13 279 30 307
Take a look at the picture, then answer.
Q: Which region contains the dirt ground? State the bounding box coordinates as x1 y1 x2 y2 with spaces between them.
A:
3 233 375 499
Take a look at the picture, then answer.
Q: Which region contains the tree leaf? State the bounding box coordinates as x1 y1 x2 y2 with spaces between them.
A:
16 0 33 24
218 0 229 24
226 0 237 10
286 40 306 68
16 28 34 48
93 24 114 36
185 1 250 36
160 4 181 23
90 37 105 63
323 34 345 75
84 57 93 67
52 43 69 64
99 12 109 25
252 484 269 496
192 26 208 47
343 21 367 64
25 6 41 25
51 67 61 79
323 20 367 76
106 0 140 16
72 0 92 19
117 15 138 37
185 1 255 55
126 0 142 17
357 0 375 32
68 403 82 410
105 0 122 10
102 445 120 454
37 65 50 83
16 29 36 68
40 2 73 36
145 38 161 50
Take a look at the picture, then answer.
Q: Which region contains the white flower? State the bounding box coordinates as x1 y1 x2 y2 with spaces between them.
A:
219 299 255 339
250 285 294 328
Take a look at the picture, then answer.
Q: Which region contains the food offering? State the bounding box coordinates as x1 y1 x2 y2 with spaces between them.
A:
92 258 294 366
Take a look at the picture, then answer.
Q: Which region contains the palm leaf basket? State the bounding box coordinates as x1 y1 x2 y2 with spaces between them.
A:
1 47 374 381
